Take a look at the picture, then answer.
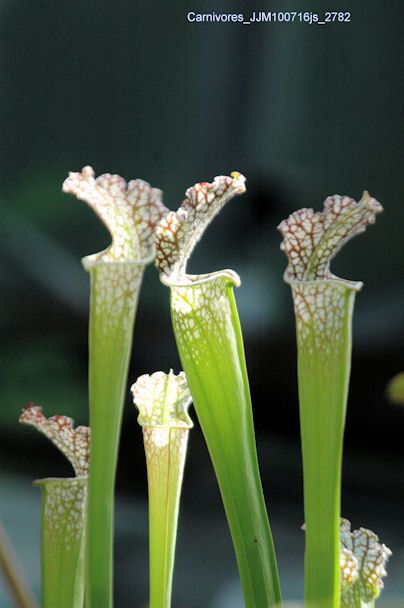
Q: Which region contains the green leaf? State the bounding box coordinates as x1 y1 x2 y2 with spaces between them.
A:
19 405 90 608
155 174 282 608
279 192 383 607
63 166 167 608
34 477 87 608
132 370 193 608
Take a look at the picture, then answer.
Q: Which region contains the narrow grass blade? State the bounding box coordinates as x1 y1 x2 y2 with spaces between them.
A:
132 371 193 608
278 193 383 607
155 173 282 607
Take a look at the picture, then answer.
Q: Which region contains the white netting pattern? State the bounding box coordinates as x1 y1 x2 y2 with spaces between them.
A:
155 172 246 283
340 518 392 604
278 192 383 282
20 404 90 476
63 165 168 265
131 370 193 428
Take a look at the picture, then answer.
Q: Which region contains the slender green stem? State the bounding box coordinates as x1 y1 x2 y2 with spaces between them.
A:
35 477 87 608
0 519 39 608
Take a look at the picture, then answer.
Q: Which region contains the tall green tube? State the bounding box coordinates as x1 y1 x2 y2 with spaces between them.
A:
35 477 87 608
170 272 282 607
155 173 282 607
278 192 383 607
293 279 358 606
132 371 193 608
19 404 90 608
86 261 144 606
63 166 167 607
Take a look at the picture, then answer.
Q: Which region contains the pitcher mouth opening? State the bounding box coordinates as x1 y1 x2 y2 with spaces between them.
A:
160 268 241 289
283 271 363 293
82 247 156 271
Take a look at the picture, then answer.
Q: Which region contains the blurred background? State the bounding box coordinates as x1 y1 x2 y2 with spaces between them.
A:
0 0 403 606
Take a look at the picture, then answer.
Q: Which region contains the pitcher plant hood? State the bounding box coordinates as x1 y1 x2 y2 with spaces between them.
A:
63 165 168 269
131 370 193 429
340 519 391 605
154 172 246 286
20 403 90 477
278 191 383 284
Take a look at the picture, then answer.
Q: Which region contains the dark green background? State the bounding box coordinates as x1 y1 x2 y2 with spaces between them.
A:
0 1 403 606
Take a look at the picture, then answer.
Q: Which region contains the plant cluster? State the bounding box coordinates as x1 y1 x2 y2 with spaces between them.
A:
1 167 392 608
